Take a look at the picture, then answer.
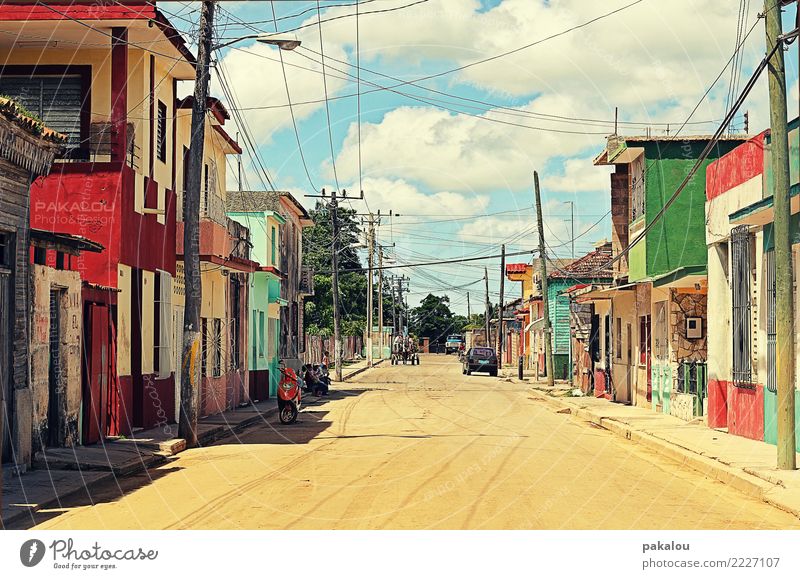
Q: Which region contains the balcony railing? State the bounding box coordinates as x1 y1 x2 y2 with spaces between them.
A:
55 121 140 170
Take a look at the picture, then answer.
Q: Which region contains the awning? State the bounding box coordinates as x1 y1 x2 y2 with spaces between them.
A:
576 282 636 302
560 283 591 295
30 229 104 254
652 265 707 289
593 144 645 166
729 184 800 226
524 317 545 332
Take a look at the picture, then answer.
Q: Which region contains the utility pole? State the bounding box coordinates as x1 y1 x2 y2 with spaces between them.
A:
484 267 490 347
179 0 214 447
765 0 795 470
497 244 505 369
378 247 384 359
566 201 575 259
391 275 398 336
330 190 343 382
535 171 555 388
366 216 375 367
467 291 471 319
236 130 242 193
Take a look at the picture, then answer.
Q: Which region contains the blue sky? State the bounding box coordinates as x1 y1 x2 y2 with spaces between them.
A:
164 0 798 314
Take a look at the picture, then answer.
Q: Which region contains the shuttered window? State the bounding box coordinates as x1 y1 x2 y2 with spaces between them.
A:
0 74 84 155
156 100 167 163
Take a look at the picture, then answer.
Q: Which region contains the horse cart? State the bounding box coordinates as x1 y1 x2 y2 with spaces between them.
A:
391 337 420 365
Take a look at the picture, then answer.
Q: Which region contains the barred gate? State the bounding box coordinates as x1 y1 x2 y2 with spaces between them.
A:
766 250 776 394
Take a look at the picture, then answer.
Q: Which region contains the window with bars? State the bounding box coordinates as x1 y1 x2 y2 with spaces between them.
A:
156 100 167 163
153 270 173 379
258 311 266 358
201 317 208 378
615 318 622 360
639 315 650 366
212 318 222 377
731 225 753 387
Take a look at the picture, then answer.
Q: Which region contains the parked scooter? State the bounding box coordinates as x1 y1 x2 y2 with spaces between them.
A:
277 360 302 424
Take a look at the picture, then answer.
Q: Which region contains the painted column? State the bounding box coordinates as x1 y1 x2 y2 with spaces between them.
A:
110 27 128 164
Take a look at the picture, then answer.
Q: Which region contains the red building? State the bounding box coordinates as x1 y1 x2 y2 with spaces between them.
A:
1 2 196 438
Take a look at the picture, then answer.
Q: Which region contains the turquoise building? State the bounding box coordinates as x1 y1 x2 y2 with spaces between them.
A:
228 198 285 400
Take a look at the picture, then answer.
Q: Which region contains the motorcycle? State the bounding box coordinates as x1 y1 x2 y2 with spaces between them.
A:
277 361 302 424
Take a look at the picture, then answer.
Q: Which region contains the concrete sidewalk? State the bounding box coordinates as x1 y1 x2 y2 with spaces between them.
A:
522 381 800 519
2 359 385 528
2 399 277 528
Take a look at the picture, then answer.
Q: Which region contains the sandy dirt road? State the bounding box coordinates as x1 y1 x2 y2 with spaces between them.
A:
25 355 800 529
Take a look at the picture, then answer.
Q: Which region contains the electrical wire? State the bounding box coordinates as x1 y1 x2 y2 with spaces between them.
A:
316 0 341 192
549 34 786 280
269 1 320 192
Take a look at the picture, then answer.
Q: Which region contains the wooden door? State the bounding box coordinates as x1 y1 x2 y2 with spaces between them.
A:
0 269 11 462
82 303 110 444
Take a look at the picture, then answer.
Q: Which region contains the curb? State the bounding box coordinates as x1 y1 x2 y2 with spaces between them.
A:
197 406 279 447
529 388 800 519
342 358 385 381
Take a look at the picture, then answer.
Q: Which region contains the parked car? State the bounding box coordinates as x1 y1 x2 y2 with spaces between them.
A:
462 347 498 376
445 334 465 354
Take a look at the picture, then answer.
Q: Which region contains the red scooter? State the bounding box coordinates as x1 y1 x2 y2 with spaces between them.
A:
277 361 301 424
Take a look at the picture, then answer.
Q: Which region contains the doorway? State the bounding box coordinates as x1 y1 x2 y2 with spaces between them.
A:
47 289 65 447
0 261 11 462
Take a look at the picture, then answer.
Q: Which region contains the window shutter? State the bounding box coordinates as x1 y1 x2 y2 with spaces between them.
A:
158 270 173 378
0 75 83 151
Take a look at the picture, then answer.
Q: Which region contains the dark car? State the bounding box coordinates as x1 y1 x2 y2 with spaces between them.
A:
462 347 498 376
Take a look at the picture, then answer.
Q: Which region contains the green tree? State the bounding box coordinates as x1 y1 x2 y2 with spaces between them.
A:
410 294 469 342
303 202 367 336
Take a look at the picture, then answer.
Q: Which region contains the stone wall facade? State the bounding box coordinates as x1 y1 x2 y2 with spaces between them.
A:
29 264 83 454
670 290 708 362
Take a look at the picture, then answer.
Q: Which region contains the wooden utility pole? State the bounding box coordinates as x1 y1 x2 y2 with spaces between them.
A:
330 190 343 381
484 267 490 347
467 291 471 319
366 216 375 367
497 244 505 369
534 171 555 388
179 0 214 447
765 0 796 470
378 247 384 359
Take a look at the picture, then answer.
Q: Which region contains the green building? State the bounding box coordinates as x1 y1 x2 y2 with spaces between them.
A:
228 204 285 399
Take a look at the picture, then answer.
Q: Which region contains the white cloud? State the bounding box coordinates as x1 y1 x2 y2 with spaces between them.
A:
327 100 608 193
212 29 349 145
545 157 612 193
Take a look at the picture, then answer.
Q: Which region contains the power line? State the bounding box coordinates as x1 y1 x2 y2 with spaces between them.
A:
316 0 341 192
565 33 786 280
218 0 431 36
319 249 537 275
269 1 320 192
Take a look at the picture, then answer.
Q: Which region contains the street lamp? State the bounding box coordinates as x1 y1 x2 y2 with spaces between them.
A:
213 32 302 52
